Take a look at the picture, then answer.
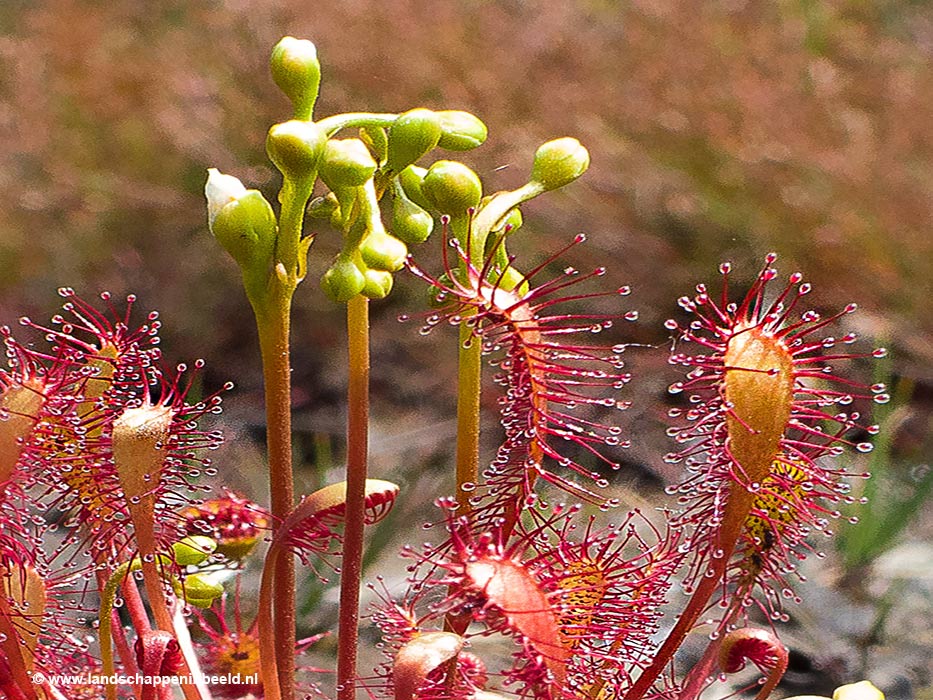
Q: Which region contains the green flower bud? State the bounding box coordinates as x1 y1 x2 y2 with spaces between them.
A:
360 126 388 164
436 110 488 151
270 37 321 120
321 253 365 302
529 137 590 191
205 169 277 272
182 573 224 609
390 182 434 246
308 193 339 219
266 120 327 181
359 231 408 272
319 138 377 190
421 160 482 216
172 536 217 567
361 268 394 300
398 165 432 210
391 191 434 245
386 108 442 172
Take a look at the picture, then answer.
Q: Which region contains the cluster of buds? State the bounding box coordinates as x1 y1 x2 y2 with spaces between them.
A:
206 37 591 310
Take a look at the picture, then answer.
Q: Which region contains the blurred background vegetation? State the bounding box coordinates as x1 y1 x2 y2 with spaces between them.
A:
1 0 930 696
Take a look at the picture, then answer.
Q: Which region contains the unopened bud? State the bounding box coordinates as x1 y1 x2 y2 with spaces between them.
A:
321 253 366 302
205 169 248 228
391 192 434 245
359 231 408 272
270 37 321 120
421 160 482 216
172 536 217 567
319 138 377 190
182 573 224 608
362 269 394 300
436 110 488 151
267 120 326 181
530 137 590 191
205 169 277 272
386 108 442 172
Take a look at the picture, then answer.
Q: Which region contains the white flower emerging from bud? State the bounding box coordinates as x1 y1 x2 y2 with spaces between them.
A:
205 168 248 228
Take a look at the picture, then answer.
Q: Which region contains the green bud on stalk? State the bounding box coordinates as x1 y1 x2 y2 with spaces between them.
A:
529 137 590 191
421 160 482 216
321 253 366 302
319 138 377 190
361 268 394 299
267 120 327 181
172 536 217 567
359 231 408 272
436 110 488 151
182 573 224 608
205 169 277 274
386 108 442 172
391 188 434 245
270 37 322 120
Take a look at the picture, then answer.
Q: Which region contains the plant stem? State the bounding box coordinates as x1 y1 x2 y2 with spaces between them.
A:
316 112 398 137
245 172 313 700
337 295 369 700
337 294 370 700
455 322 482 515
255 298 297 700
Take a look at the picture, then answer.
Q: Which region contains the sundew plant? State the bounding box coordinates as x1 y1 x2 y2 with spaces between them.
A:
0 38 890 700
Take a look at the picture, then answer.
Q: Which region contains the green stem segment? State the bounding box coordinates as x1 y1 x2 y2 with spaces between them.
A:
317 112 398 137
455 323 482 515
450 182 545 512
337 294 371 700
249 170 315 700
